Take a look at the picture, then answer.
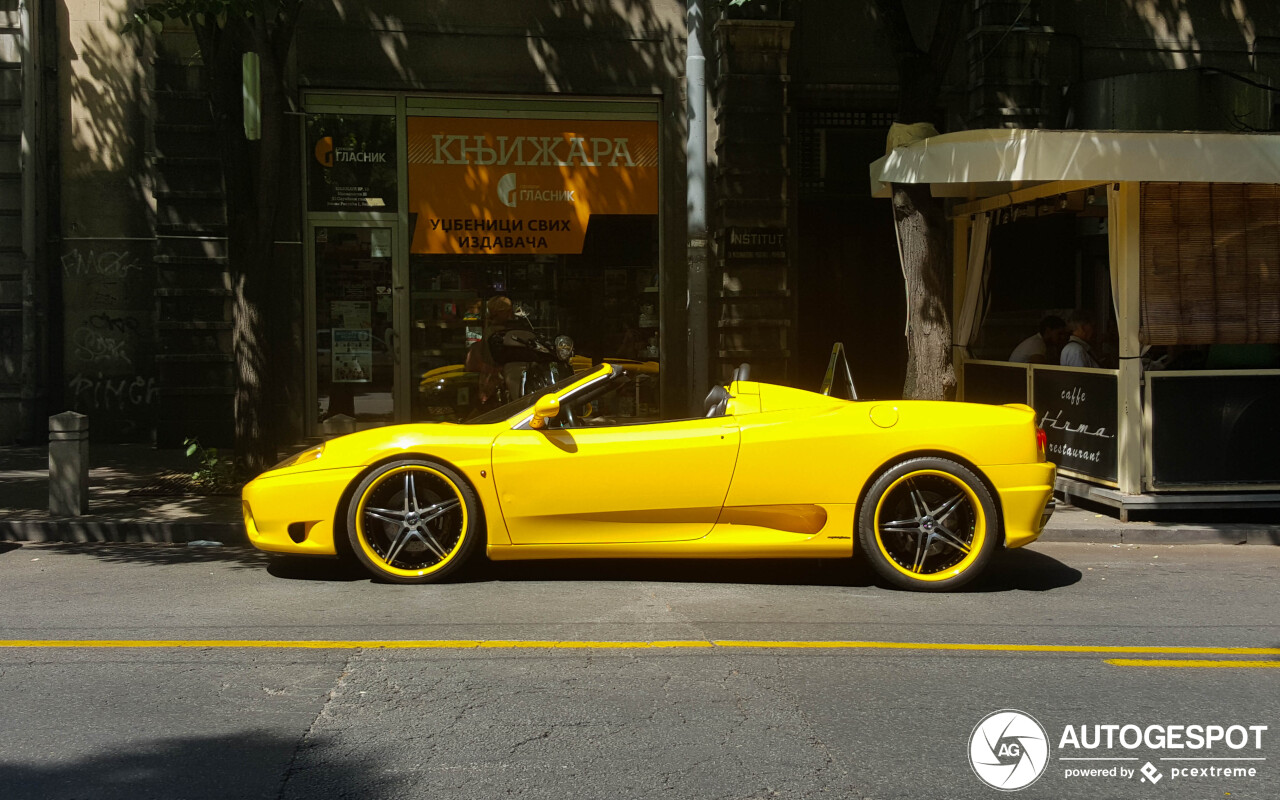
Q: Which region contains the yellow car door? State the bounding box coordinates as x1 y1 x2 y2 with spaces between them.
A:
491 418 741 544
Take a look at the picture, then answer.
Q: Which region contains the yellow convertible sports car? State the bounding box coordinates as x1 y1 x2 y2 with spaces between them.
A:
243 363 1055 591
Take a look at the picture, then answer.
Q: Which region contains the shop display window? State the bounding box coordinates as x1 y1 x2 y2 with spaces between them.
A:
410 216 659 423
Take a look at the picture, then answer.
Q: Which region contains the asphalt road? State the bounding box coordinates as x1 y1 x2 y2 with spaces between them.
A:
0 541 1276 800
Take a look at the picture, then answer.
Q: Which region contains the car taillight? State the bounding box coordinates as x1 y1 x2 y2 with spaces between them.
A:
1035 427 1047 462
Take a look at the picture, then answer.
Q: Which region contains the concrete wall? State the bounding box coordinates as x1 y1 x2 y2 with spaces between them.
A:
57 0 156 440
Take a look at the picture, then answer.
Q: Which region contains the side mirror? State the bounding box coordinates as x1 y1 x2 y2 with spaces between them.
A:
529 394 561 430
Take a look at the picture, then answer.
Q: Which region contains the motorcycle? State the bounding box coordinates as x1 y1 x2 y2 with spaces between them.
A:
416 314 582 422
487 325 576 400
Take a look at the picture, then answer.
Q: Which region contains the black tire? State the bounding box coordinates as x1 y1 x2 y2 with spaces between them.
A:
345 459 482 584
857 457 999 592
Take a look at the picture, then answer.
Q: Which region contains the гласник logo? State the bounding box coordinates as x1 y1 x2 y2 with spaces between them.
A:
498 172 518 208
969 709 1051 791
314 136 334 168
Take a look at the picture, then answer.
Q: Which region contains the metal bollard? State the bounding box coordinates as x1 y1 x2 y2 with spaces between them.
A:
49 411 90 516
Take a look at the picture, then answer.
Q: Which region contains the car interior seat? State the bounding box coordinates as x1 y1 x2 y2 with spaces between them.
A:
704 385 731 418
703 364 751 417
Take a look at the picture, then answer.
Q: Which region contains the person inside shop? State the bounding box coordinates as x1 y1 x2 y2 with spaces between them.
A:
615 325 647 361
1008 315 1068 364
465 295 518 408
1060 310 1101 368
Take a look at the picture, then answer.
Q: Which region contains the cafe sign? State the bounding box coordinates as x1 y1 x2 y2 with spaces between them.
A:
406 116 659 255
1032 369 1119 483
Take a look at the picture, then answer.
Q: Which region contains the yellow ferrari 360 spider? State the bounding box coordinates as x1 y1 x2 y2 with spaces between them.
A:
242 363 1055 591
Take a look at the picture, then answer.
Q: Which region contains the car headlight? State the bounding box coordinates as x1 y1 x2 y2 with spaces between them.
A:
554 335 574 361
270 444 325 471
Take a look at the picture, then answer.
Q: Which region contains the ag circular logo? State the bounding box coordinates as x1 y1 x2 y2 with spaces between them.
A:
969 709 1051 791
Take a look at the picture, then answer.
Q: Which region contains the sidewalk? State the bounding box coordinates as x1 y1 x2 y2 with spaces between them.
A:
0 445 243 545
1 445 1277 546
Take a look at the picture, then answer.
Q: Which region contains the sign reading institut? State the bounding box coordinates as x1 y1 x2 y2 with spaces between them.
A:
406 117 659 255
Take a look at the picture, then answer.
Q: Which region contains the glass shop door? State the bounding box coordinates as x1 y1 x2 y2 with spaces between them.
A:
310 224 402 430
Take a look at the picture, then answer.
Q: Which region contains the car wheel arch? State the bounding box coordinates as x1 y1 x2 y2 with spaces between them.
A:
331 452 488 561
854 449 1006 546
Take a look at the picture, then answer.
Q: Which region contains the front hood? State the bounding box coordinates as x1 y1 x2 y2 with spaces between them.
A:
265 421 502 478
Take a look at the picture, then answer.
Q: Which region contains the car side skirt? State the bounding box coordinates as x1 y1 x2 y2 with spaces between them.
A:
486 504 856 560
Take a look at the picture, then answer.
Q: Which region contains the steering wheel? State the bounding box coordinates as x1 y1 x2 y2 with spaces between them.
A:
562 402 579 428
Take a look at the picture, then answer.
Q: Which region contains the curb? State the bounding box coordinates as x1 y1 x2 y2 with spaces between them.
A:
1036 526 1277 545
0 520 249 546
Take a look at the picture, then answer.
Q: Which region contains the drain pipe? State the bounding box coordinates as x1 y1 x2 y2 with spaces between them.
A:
686 0 709 412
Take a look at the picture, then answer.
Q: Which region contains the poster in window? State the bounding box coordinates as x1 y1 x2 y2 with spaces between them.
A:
329 300 371 330
332 329 373 383
307 114 398 212
370 228 392 258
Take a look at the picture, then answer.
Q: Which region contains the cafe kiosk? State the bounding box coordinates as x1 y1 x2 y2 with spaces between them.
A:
871 129 1280 520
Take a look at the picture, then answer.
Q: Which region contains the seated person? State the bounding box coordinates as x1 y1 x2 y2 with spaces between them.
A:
1009 315 1068 364
1060 311 1100 368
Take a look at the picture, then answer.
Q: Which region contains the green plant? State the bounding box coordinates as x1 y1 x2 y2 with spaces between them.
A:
183 437 238 491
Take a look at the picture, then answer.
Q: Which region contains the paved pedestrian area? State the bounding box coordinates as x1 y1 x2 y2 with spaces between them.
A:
0 445 239 542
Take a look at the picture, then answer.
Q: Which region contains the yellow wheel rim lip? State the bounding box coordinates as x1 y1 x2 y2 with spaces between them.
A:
354 465 468 578
872 469 986 583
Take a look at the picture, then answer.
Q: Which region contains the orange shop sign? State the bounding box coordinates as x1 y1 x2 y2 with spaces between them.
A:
407 116 659 255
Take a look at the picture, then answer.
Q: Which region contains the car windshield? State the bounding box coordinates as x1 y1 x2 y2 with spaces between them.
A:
461 367 609 425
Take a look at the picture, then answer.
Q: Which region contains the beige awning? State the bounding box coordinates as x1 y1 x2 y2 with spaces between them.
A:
870 129 1280 198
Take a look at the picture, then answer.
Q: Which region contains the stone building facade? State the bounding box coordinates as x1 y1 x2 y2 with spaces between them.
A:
2 0 1277 446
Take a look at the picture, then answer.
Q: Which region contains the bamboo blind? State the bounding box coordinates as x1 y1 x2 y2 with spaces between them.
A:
1141 182 1280 345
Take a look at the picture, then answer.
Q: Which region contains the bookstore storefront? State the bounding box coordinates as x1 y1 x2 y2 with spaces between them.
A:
302 93 663 434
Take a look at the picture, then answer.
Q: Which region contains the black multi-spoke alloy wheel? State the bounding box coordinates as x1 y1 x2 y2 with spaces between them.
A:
857 457 999 591
346 459 481 584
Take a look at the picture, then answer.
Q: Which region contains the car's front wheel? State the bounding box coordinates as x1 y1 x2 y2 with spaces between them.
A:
857 457 998 591
346 459 481 584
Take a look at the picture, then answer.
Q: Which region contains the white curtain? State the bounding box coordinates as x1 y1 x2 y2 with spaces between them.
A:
954 212 992 355
1106 184 1122 324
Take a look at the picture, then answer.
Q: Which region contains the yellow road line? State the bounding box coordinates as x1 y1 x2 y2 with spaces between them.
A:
1107 659 1280 669
0 639 1277 655
711 641 1280 655
0 639 712 650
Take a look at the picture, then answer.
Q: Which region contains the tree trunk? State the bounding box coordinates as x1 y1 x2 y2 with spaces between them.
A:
892 182 955 400
196 17 289 474
870 0 963 401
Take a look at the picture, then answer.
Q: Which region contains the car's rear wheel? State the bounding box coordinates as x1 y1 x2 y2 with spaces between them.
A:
857 457 998 591
346 459 481 584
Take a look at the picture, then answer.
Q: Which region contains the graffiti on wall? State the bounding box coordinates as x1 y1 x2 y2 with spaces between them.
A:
67 372 159 409
61 244 156 440
61 249 143 279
